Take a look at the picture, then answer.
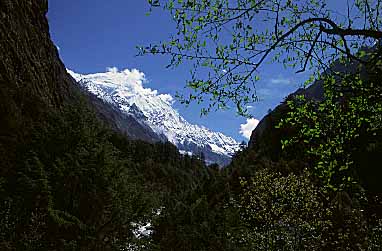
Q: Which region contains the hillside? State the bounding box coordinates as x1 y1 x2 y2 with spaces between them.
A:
68 69 239 166
1 0 381 250
0 1 228 250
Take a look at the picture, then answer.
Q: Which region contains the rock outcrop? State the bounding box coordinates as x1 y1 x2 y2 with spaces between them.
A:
0 0 78 171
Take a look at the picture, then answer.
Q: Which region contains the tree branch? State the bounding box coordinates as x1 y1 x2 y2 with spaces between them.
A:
296 30 322 73
319 25 382 39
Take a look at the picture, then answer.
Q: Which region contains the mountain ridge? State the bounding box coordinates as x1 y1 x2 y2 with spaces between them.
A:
68 68 240 166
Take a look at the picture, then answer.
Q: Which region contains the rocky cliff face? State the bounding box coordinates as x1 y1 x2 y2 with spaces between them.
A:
0 0 78 170
0 0 74 108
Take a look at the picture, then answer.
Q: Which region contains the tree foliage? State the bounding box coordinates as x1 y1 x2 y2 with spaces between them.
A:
278 51 382 191
2 0 382 250
140 2 382 248
142 0 382 116
0 93 232 250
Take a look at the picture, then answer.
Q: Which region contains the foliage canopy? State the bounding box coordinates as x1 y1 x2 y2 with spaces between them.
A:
142 0 382 116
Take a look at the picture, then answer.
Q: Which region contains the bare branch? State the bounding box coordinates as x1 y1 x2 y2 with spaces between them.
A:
296 30 322 73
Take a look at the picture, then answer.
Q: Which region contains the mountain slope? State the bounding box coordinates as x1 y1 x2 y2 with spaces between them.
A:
0 1 225 249
68 69 240 166
79 84 165 143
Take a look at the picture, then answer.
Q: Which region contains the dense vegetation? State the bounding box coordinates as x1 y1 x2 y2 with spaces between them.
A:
228 52 382 250
139 0 382 248
1 0 381 250
0 92 221 250
1 62 381 250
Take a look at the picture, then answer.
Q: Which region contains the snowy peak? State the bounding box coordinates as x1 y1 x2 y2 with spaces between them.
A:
68 68 240 165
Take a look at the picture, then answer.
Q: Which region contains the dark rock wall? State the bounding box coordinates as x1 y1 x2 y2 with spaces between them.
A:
0 0 77 171
0 0 74 108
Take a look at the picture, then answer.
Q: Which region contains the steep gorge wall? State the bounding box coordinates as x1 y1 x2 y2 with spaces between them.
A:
0 0 78 171
0 0 164 167
0 0 74 108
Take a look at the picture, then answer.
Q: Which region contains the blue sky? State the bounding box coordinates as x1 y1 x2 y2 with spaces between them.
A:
47 0 344 142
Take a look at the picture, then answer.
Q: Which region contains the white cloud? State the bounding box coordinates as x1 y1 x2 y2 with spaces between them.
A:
105 67 147 89
106 66 119 73
103 67 175 104
270 78 291 85
122 68 147 86
56 45 60 51
240 118 260 139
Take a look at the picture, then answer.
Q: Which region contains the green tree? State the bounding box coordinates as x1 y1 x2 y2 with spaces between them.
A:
228 168 368 250
142 0 382 116
278 56 382 191
141 1 382 249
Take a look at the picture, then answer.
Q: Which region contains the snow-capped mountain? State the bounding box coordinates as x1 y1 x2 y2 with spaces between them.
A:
68 68 240 166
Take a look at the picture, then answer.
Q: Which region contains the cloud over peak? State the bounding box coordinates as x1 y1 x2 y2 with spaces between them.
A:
240 118 260 140
106 66 119 73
